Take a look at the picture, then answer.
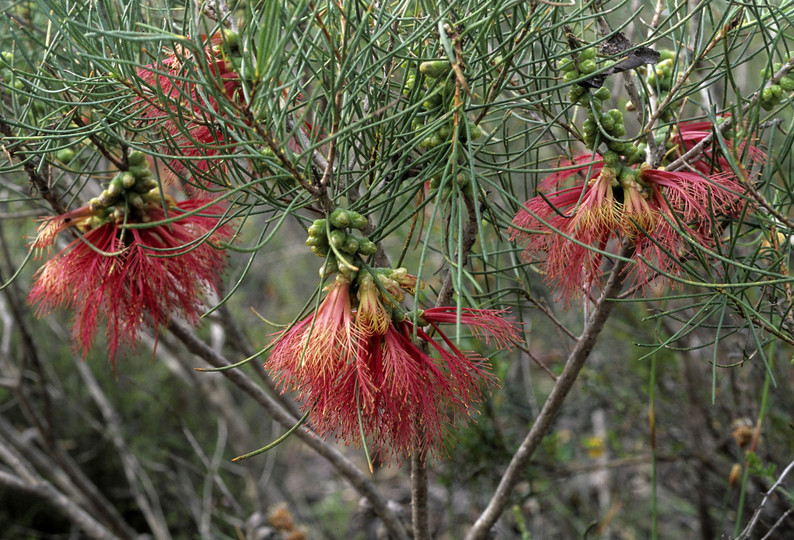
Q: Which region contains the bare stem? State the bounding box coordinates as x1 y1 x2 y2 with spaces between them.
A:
411 452 430 540
465 243 633 540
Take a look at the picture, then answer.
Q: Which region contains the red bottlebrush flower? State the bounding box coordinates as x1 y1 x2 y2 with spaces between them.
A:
28 199 232 364
508 160 618 301
266 275 360 398
671 116 766 176
265 273 520 463
419 307 523 351
136 34 242 190
509 154 751 303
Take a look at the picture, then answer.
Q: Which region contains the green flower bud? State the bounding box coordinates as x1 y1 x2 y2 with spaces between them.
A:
308 219 327 237
780 76 794 92
602 151 619 168
342 235 360 255
358 239 377 256
659 49 676 61
761 86 775 103
558 58 575 72
329 208 350 228
419 60 452 78
329 228 347 249
311 244 330 258
319 257 338 277
127 193 144 209
568 85 586 102
467 123 482 140
223 29 240 50
128 150 147 166
593 86 611 100
580 47 596 60
121 172 136 188
55 148 75 164
132 178 158 193
128 165 151 179
348 211 368 230
563 71 579 83
305 235 328 247
578 59 597 75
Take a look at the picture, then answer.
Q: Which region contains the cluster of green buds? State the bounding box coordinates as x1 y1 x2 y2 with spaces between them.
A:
582 92 638 162
640 49 679 121
646 50 676 92
405 60 481 149
306 208 378 277
559 47 638 162
0 51 23 92
759 61 794 111
559 47 599 103
87 150 161 225
427 171 474 200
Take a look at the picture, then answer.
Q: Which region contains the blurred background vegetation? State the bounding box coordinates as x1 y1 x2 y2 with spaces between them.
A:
1 0 793 538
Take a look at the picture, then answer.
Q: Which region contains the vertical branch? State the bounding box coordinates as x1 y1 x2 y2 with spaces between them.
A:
465 243 634 540
411 452 430 540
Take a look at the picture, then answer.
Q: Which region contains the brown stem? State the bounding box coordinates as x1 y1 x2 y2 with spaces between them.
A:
0 117 66 215
411 452 430 540
465 243 633 540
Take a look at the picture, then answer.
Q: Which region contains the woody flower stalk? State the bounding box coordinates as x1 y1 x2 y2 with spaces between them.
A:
28 151 232 364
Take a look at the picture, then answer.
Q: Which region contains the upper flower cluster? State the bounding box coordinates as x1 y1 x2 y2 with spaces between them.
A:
136 32 243 189
265 268 522 463
508 119 763 303
28 151 232 365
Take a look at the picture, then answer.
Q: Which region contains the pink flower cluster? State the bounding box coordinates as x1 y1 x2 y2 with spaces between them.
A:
28 196 232 365
265 270 522 463
508 119 762 303
136 33 242 189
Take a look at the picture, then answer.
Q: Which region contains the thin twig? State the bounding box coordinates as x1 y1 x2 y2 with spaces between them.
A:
75 360 173 540
0 445 120 540
736 457 794 539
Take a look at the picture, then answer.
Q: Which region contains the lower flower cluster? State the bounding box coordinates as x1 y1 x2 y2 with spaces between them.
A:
265 269 521 463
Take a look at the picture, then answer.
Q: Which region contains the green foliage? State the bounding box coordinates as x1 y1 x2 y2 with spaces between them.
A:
1 0 794 538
